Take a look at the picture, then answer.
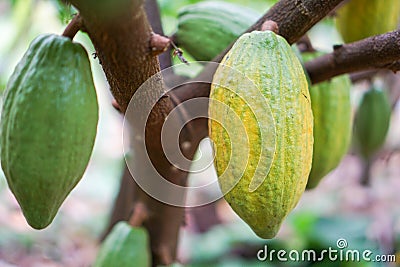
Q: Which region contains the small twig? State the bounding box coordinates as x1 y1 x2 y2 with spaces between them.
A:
128 202 149 227
149 33 189 64
62 13 83 40
170 41 189 65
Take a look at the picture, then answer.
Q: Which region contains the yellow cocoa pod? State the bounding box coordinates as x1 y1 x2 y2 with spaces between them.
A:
209 31 313 239
336 0 400 43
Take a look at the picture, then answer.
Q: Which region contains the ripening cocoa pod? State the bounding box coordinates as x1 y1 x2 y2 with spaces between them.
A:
336 0 400 43
354 87 391 158
209 30 313 238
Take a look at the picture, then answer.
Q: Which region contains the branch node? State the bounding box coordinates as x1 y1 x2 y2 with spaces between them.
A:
307 30 400 84
261 20 279 34
150 32 171 56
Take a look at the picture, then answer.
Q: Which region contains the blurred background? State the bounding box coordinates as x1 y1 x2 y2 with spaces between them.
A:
1 0 400 266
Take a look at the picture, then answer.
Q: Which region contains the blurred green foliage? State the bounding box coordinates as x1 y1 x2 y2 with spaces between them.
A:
51 0 77 24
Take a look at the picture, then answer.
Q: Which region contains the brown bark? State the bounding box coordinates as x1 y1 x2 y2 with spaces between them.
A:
250 0 345 44
305 30 400 84
67 1 188 265
69 0 158 112
102 0 176 243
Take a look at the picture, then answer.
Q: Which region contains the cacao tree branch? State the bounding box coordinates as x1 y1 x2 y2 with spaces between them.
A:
305 30 400 84
103 0 172 239
249 0 346 45
64 1 187 265
67 0 194 265
68 0 157 112
103 1 176 240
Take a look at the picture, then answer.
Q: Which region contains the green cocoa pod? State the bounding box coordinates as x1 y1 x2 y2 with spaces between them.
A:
175 1 261 61
354 87 391 158
1 34 98 229
301 52 352 189
307 75 352 188
209 31 313 239
336 0 400 43
94 222 151 267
